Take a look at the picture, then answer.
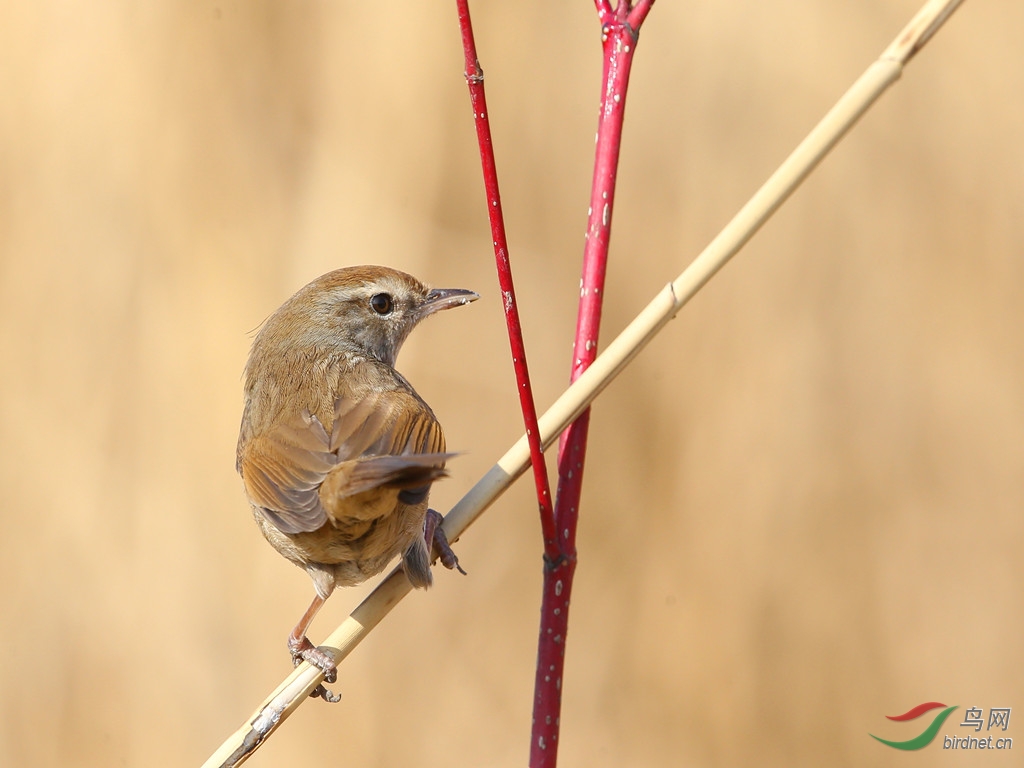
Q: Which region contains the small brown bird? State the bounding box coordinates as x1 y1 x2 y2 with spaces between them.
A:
236 265 477 693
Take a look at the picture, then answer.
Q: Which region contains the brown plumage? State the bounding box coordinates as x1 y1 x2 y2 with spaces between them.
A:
236 266 477 693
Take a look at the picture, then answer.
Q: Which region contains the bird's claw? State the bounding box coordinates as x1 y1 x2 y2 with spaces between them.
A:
309 683 342 703
289 635 340 703
426 508 467 575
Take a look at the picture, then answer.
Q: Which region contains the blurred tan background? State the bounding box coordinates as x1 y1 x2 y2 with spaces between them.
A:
1 1 1021 766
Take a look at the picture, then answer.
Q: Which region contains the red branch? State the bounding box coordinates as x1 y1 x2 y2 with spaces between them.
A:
530 3 654 767
454 1 653 765
455 2 557 553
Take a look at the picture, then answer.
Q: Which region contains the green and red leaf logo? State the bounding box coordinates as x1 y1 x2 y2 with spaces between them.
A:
870 702 958 750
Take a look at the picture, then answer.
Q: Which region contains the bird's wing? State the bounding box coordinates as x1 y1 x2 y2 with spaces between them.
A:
331 390 446 458
239 408 337 534
240 391 447 534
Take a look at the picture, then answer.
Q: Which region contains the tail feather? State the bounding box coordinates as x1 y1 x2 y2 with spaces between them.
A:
340 452 454 499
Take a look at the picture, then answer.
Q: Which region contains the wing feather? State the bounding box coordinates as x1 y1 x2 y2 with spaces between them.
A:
239 385 447 535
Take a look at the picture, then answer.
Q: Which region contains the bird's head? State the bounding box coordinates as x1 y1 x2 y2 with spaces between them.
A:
258 265 479 367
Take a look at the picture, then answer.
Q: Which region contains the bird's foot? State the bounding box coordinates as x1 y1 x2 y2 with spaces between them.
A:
425 508 467 575
288 636 342 702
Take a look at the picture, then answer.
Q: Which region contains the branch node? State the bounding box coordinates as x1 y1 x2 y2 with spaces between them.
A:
542 551 574 572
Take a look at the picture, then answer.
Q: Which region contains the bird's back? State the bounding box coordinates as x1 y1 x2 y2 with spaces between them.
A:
238 355 447 593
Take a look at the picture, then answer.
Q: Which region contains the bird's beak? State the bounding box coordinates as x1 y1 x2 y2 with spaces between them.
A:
420 287 479 317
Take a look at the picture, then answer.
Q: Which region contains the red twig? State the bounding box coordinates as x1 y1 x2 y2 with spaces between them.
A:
530 3 654 767
455 1 558 554
454 1 653 764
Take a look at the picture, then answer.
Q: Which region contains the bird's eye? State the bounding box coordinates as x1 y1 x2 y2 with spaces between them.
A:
369 293 394 315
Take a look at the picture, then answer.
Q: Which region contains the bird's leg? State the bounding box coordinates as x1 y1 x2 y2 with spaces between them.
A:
287 593 332 675
287 593 342 702
425 508 466 575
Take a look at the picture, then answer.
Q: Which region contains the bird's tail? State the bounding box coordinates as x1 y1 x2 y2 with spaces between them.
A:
330 452 454 500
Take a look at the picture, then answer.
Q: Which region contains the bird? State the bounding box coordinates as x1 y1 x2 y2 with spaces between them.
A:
236 265 477 697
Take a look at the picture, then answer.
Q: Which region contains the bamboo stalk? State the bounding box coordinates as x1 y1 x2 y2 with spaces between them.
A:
201 1 964 763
